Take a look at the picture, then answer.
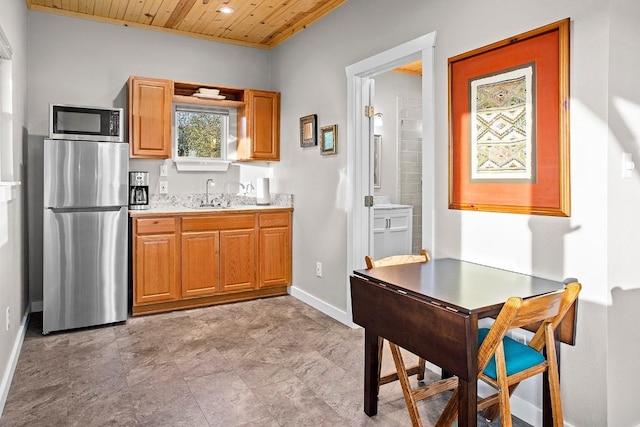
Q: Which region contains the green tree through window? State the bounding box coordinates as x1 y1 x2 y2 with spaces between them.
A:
175 107 227 159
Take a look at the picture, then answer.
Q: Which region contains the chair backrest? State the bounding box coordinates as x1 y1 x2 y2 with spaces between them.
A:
477 282 581 375
365 249 431 269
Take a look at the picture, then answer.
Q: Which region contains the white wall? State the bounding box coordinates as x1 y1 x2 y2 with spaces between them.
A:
434 5 610 426
607 0 640 425
26 11 272 305
270 0 634 425
0 0 28 416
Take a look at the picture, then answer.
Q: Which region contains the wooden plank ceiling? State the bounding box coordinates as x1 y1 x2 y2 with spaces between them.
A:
393 60 422 76
26 0 347 50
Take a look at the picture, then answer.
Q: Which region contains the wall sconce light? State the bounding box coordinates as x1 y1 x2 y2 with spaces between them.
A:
374 112 383 135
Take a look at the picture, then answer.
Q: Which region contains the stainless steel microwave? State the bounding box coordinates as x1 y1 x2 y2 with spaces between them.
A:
49 103 124 142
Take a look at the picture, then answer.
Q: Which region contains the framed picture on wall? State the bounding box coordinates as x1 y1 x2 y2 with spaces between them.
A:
300 114 317 147
448 18 571 216
320 125 337 155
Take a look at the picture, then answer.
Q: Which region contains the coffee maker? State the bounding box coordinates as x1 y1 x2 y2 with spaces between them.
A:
129 171 149 210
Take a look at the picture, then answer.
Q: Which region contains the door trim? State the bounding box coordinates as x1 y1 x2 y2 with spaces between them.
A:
345 32 437 326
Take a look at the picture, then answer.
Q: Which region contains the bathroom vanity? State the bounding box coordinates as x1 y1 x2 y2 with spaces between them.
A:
372 204 413 259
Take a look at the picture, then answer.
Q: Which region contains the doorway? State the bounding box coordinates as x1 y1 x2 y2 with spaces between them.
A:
344 32 437 324
372 69 422 256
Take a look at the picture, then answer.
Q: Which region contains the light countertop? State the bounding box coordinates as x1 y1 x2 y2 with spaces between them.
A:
373 203 412 209
129 205 292 217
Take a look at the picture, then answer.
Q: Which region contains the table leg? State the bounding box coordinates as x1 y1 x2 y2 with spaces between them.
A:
457 377 478 427
441 369 454 379
364 328 380 416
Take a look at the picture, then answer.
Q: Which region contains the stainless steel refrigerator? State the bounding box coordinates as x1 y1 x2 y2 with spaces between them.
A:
43 138 129 334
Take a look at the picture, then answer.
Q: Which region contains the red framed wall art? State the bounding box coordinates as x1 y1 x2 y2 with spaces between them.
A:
448 18 571 216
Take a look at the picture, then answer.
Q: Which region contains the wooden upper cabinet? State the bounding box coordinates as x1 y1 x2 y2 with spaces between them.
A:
128 76 280 161
128 77 172 158
237 90 280 162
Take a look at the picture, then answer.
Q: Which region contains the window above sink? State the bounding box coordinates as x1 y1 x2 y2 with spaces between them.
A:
172 103 234 171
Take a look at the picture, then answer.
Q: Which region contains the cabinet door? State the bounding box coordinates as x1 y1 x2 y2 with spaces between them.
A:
129 77 172 158
386 209 412 256
181 231 220 298
373 208 413 259
220 229 256 292
372 211 388 259
238 90 280 161
135 234 179 305
259 227 291 287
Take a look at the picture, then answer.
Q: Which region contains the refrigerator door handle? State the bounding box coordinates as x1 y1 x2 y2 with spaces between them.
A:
49 206 124 213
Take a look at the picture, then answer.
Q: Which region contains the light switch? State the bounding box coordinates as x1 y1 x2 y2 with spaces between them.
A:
622 153 635 179
160 164 168 177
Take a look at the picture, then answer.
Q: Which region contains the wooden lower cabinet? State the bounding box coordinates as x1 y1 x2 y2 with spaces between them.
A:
133 218 180 306
259 212 291 287
132 209 290 316
220 229 256 292
181 231 220 298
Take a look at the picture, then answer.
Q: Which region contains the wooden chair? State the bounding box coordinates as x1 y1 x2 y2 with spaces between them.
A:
365 249 460 427
435 281 582 427
364 249 430 389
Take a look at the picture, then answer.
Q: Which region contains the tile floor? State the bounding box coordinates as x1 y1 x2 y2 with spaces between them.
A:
1 296 531 426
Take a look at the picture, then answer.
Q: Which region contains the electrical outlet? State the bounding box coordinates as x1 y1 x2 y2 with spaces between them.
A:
5 306 9 331
160 164 168 177
159 181 168 194
316 262 322 277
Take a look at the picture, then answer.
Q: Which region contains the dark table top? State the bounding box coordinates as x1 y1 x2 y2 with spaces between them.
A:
353 258 565 315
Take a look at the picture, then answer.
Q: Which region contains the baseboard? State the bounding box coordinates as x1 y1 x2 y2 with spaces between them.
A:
30 300 42 313
289 285 356 328
0 309 29 418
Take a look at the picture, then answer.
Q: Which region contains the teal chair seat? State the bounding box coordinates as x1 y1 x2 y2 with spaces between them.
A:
478 328 546 380
437 283 582 427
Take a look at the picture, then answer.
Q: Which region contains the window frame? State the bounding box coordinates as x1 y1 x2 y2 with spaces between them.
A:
172 103 232 171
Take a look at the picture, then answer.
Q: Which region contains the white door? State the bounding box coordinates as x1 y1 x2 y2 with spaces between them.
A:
366 78 376 258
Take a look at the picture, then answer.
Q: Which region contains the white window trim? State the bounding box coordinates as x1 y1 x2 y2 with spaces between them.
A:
174 157 231 172
0 24 20 202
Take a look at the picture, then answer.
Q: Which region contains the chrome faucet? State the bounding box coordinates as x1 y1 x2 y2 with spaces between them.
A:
245 183 255 194
205 178 215 205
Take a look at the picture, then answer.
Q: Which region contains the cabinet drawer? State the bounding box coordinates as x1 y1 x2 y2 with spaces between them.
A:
259 212 290 228
135 217 176 234
182 214 255 232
